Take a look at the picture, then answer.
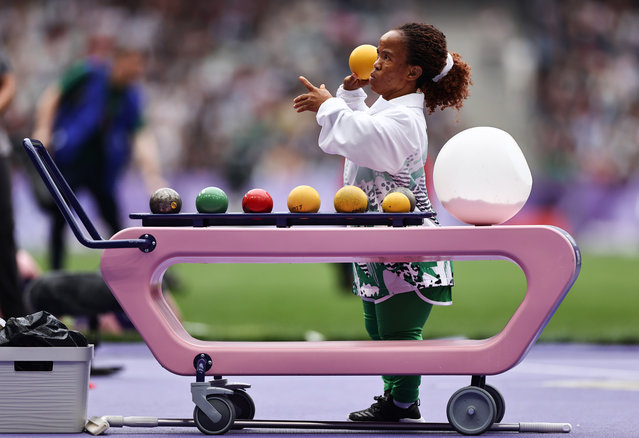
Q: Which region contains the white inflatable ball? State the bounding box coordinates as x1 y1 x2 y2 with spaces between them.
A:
433 127 532 225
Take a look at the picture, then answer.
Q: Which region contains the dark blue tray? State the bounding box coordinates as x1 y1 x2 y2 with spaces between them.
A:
129 212 434 228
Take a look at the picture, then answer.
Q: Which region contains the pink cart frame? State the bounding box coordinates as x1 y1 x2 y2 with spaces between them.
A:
101 224 579 377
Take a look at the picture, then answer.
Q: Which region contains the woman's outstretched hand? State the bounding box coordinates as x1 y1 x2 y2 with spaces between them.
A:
293 76 332 113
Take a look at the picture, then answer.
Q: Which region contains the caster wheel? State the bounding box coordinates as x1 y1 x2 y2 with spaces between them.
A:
229 389 256 419
447 386 496 435
193 395 235 435
484 384 505 423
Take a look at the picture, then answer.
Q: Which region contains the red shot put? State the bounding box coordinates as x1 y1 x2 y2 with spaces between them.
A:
242 188 274 213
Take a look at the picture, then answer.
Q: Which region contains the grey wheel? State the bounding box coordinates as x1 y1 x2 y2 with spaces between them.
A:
229 389 255 420
484 384 505 423
447 386 496 435
193 395 235 435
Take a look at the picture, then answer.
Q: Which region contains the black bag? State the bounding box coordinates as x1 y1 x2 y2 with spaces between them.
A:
0 311 87 347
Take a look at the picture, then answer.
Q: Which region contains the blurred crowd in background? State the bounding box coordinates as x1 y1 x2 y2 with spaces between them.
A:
525 0 639 249
530 0 639 185
1 0 638 252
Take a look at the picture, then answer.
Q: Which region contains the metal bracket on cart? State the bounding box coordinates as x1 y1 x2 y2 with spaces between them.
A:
22 138 156 253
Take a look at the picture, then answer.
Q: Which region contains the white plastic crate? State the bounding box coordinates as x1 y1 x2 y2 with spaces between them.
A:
0 345 93 433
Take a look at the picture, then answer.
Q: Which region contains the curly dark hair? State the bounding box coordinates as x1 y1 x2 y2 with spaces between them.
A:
396 23 473 114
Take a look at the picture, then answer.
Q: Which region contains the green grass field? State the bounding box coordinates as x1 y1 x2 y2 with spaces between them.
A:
57 251 638 344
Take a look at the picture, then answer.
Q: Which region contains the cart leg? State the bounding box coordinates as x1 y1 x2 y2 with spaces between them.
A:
470 375 505 423
470 375 486 388
191 354 255 428
194 353 213 382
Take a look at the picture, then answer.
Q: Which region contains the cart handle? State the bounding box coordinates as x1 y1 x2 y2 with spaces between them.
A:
22 138 155 252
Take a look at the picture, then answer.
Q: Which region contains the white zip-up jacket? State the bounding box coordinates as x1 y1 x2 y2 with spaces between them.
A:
315 86 453 305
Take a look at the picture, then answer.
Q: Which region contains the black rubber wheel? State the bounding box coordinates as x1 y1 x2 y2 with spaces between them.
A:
228 389 256 420
447 386 496 435
193 395 235 435
484 384 505 423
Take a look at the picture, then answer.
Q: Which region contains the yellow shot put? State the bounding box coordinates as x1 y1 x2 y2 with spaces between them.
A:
381 192 411 213
349 44 378 80
334 185 369 213
287 185 321 213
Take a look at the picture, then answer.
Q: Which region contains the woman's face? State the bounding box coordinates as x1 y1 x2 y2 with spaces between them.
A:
369 30 419 100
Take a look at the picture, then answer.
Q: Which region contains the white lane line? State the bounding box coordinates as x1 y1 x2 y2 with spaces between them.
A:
543 380 639 391
514 361 639 380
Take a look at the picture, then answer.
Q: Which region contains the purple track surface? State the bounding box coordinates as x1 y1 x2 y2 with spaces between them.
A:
2 342 638 437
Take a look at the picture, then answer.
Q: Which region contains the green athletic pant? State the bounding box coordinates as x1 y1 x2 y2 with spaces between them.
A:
362 291 437 404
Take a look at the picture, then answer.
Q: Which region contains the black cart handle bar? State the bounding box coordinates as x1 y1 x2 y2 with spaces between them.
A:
22 138 155 252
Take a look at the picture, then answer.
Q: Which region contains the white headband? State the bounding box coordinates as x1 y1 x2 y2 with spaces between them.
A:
432 52 453 83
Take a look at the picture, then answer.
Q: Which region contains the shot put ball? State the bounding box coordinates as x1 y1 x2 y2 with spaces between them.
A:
242 188 274 213
349 44 377 80
389 187 416 212
196 186 228 213
334 185 368 213
287 185 321 213
381 192 411 213
149 188 182 214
